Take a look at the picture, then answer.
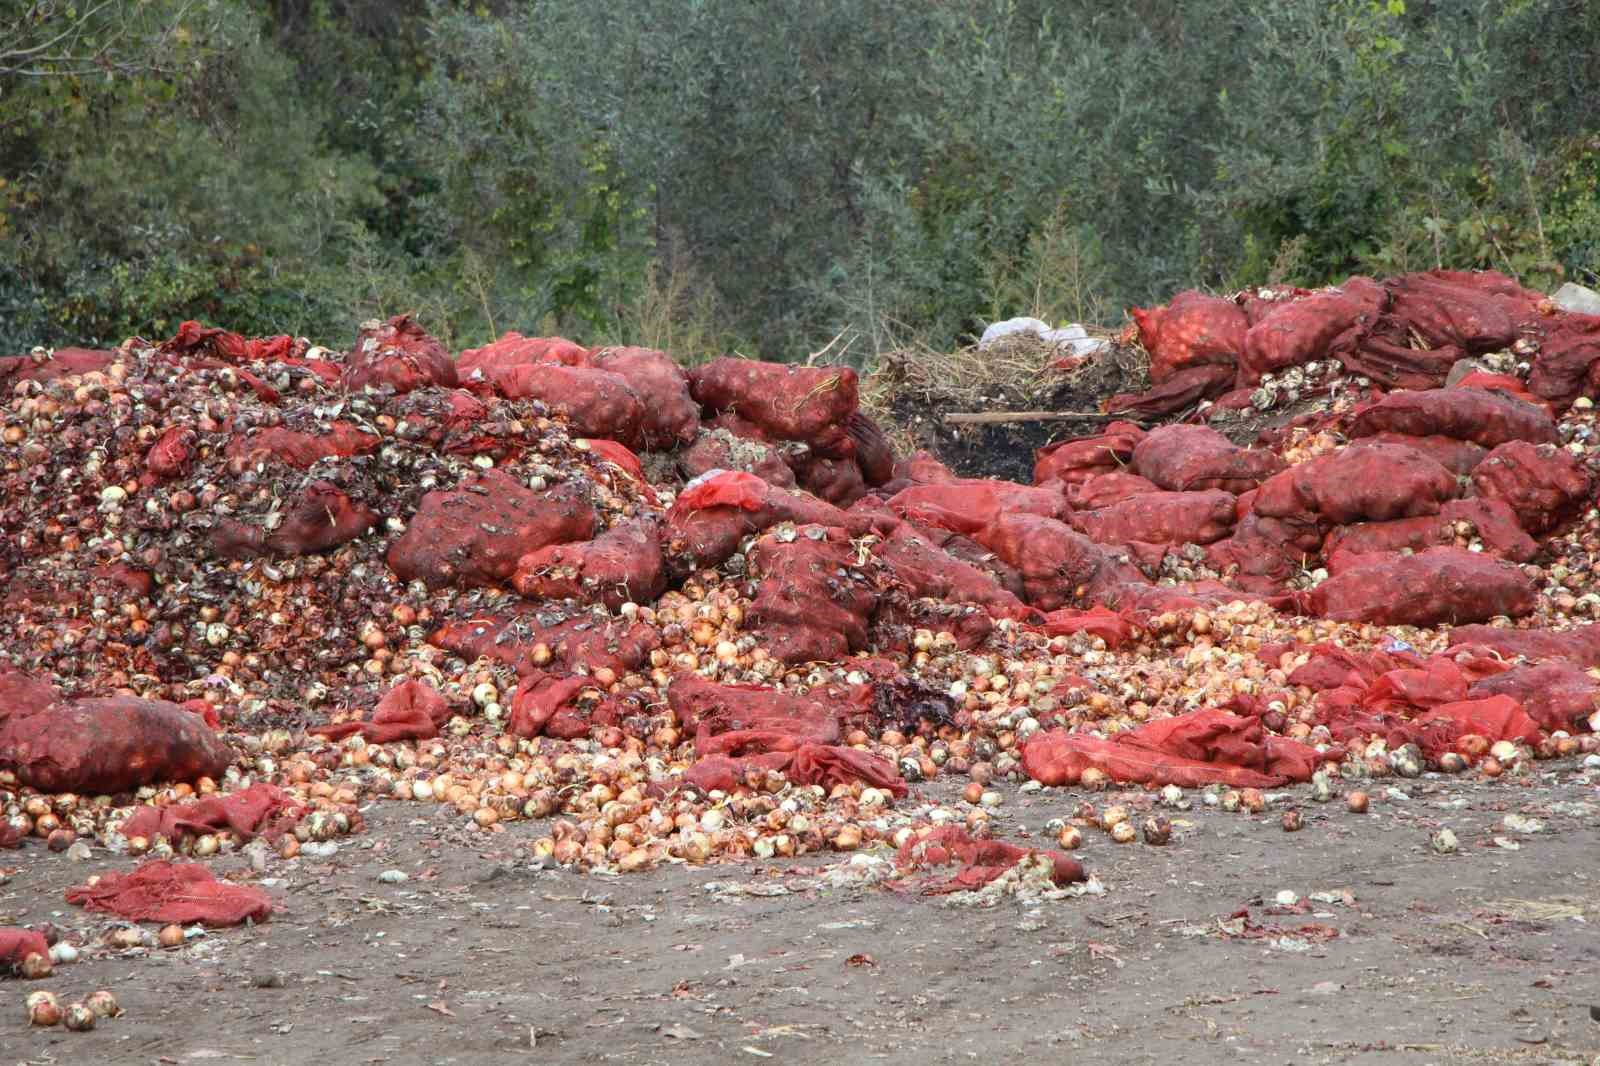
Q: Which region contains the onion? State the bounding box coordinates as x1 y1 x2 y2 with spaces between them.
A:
63 1003 96 1031
1280 809 1304 832
82 989 122 1019
25 990 62 1027
19 952 52 979
1141 816 1172 846
158 924 185 949
1346 790 1369 814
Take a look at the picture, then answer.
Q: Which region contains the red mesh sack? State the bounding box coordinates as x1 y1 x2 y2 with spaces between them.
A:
581 439 660 505
1021 718 1317 789
0 928 49 970
913 527 1027 599
789 450 868 507
457 333 591 383
1448 624 1600 668
225 422 380 469
157 322 309 366
666 676 842 741
1323 498 1536 566
1104 363 1234 418
690 358 859 455
1470 441 1592 535
1237 277 1387 386
1528 313 1600 405
872 523 1029 617
895 826 1085 894
120 783 302 844
490 364 645 449
591 346 700 448
513 518 665 609
893 451 958 485
1132 424 1285 493
1204 514 1305 593
1443 498 1539 561
747 524 879 663
1346 388 1559 448
66 861 272 926
1407 695 1542 760
0 668 62 725
1038 605 1139 649
210 481 377 559
506 674 590 739
663 470 879 572
845 412 897 486
1034 422 1145 487
1382 270 1536 352
0 696 233 794
1130 290 1246 383
430 613 660 678
1453 370 1549 409
388 472 596 589
343 314 457 393
786 745 906 796
1072 489 1237 547
1469 663 1599 733
310 680 452 744
678 431 797 488
1365 432 1486 475
682 752 793 794
1359 660 1468 716
1067 471 1160 509
144 425 197 481
974 513 1146 611
887 480 1068 536
1336 334 1464 391
1252 443 1458 528
1307 547 1536 625
682 744 902 796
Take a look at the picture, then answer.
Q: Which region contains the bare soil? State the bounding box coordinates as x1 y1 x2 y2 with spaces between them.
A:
6 764 1599 1066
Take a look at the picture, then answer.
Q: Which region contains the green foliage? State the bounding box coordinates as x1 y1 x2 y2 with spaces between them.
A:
1 0 1596 359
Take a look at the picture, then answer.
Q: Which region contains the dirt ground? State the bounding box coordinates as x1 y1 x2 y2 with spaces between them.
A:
5 762 1599 1066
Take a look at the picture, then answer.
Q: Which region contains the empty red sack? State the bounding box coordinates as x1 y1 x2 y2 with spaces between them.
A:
66 861 272 926
310 680 452 744
120 782 302 844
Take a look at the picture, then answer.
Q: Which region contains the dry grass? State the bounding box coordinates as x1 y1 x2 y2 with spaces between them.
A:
861 330 1148 448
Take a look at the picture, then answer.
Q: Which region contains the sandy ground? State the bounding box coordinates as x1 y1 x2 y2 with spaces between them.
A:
5 762 1600 1066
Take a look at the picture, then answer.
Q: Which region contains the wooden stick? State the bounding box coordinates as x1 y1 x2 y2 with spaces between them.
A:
942 410 1118 426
